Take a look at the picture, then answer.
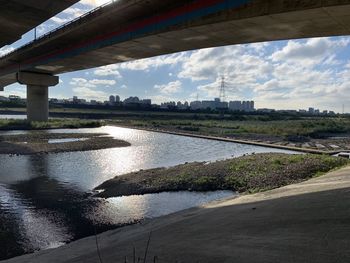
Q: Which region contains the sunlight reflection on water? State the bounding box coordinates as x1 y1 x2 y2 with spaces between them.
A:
0 126 296 260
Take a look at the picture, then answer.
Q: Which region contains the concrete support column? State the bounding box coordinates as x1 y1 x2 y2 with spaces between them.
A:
27 85 49 122
16 72 59 122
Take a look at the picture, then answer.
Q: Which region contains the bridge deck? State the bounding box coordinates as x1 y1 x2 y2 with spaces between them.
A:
1 0 350 88
0 0 79 48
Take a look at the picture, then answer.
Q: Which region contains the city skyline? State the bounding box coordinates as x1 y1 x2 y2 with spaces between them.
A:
0 93 339 114
1 1 350 113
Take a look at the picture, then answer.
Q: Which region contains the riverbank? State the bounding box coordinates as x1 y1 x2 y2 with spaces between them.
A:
2 110 350 153
113 125 344 154
6 164 350 263
112 123 350 155
0 132 130 155
95 153 349 198
0 119 103 130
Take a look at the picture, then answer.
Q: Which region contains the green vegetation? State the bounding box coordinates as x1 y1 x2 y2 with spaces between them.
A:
96 153 350 198
2 108 349 139
116 117 350 139
0 119 104 130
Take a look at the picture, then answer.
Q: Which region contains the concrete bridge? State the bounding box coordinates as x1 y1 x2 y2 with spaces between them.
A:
0 0 79 47
1 0 350 121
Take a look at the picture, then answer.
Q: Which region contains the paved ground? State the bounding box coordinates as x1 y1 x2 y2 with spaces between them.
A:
4 166 350 263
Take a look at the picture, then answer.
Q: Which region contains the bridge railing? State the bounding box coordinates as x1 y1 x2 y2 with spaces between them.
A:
0 0 119 59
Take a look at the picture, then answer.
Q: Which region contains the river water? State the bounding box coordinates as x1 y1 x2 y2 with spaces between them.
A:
0 126 296 260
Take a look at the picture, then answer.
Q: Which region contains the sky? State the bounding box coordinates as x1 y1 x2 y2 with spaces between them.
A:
1 0 350 112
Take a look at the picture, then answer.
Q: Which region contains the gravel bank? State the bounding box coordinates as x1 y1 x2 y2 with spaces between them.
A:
95 153 349 198
0 133 130 155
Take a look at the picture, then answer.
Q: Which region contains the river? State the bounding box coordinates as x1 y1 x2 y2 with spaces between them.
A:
0 126 296 260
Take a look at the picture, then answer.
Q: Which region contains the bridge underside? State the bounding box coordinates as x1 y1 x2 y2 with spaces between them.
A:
0 0 79 48
1 0 350 121
1 0 350 79
31 4 350 74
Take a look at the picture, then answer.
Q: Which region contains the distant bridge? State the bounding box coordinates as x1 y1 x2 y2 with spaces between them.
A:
1 0 350 121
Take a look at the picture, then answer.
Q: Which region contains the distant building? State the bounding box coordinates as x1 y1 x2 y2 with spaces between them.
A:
141 99 152 105
229 101 242 111
124 96 140 105
0 96 10 102
9 95 21 101
249 101 255 111
109 95 116 104
161 101 176 109
278 110 297 114
202 100 216 110
190 101 202 110
257 108 275 113
122 96 151 108
228 100 255 112
191 98 227 110
115 95 120 103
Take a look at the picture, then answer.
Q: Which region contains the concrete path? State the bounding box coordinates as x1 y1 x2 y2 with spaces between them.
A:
4 166 350 263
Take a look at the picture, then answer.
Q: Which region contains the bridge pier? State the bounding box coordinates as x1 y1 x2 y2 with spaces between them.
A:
17 72 59 122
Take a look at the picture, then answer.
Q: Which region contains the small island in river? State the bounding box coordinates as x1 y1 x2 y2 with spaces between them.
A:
0 132 131 155
95 153 349 198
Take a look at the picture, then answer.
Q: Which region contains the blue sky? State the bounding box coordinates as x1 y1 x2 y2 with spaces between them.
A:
1 0 350 112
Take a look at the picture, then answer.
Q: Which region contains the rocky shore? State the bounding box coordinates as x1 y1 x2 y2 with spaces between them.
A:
95 153 349 198
0 132 130 155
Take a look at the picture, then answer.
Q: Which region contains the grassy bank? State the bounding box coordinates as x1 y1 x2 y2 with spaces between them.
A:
3 108 350 138
0 119 104 130
95 153 350 198
111 117 350 139
108 115 350 152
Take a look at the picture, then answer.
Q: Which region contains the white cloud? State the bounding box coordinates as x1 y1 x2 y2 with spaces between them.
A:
3 86 26 98
50 6 89 25
148 94 182 104
68 76 117 100
73 87 108 100
94 65 122 77
63 7 88 17
197 77 246 100
70 77 116 88
80 0 112 7
50 16 71 25
15 31 346 112
90 79 116 86
70 78 95 88
178 45 271 83
154 80 182 95
271 37 350 66
0 46 14 56
118 53 186 71
171 37 350 110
